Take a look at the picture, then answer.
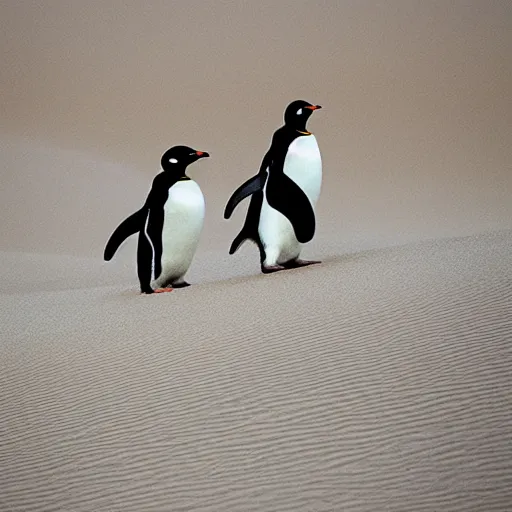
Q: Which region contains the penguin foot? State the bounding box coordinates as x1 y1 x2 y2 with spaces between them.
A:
283 259 321 269
172 281 191 289
261 264 286 274
154 287 174 293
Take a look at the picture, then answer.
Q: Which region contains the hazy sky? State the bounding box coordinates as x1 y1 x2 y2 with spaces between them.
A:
1 1 511 255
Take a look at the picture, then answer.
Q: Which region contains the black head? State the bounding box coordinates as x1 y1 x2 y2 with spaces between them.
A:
161 145 210 173
284 100 322 131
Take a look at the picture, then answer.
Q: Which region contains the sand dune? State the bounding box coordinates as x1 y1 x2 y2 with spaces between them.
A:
2 230 511 511
2 1 512 510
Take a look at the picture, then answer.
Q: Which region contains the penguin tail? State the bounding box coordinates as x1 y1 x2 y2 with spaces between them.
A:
228 237 244 255
228 229 258 255
103 207 147 261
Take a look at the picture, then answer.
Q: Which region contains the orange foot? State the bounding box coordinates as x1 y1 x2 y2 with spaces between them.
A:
154 287 174 293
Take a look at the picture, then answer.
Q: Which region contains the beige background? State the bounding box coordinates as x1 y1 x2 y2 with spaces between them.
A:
1 0 511 262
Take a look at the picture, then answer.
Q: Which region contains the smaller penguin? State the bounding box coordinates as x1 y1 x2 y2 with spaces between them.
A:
104 146 210 294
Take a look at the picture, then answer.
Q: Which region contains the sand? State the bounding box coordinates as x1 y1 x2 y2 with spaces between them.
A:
2 2 512 510
2 229 511 511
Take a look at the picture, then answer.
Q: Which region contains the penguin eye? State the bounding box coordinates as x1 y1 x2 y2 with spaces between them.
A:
296 108 303 115
169 158 178 164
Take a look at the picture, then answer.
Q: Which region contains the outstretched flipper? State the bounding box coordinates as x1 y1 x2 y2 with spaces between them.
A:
103 207 148 261
265 173 316 244
224 173 267 220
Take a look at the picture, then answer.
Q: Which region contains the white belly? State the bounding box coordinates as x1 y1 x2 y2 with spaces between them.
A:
259 135 322 265
153 180 205 287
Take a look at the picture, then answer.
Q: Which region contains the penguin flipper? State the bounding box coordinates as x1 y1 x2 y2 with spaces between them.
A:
266 174 316 244
103 207 147 261
224 173 267 219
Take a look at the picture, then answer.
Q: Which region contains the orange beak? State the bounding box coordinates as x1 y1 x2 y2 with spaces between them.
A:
195 151 210 157
305 105 322 110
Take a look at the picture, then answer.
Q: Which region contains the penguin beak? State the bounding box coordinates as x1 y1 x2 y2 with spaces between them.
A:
305 105 322 110
195 151 210 158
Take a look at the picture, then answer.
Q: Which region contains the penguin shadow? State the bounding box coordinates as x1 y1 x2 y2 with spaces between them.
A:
199 249 377 288
314 249 380 267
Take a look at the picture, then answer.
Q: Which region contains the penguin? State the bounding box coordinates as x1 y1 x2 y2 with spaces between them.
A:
224 99 323 273
103 145 210 294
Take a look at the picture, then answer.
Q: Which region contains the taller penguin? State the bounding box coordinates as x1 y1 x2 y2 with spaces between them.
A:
104 146 210 294
224 100 323 273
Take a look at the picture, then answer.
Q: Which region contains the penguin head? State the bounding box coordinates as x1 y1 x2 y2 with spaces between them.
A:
284 100 322 131
161 145 210 173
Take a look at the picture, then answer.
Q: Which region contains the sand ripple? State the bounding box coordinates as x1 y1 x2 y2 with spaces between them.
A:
1 231 512 511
